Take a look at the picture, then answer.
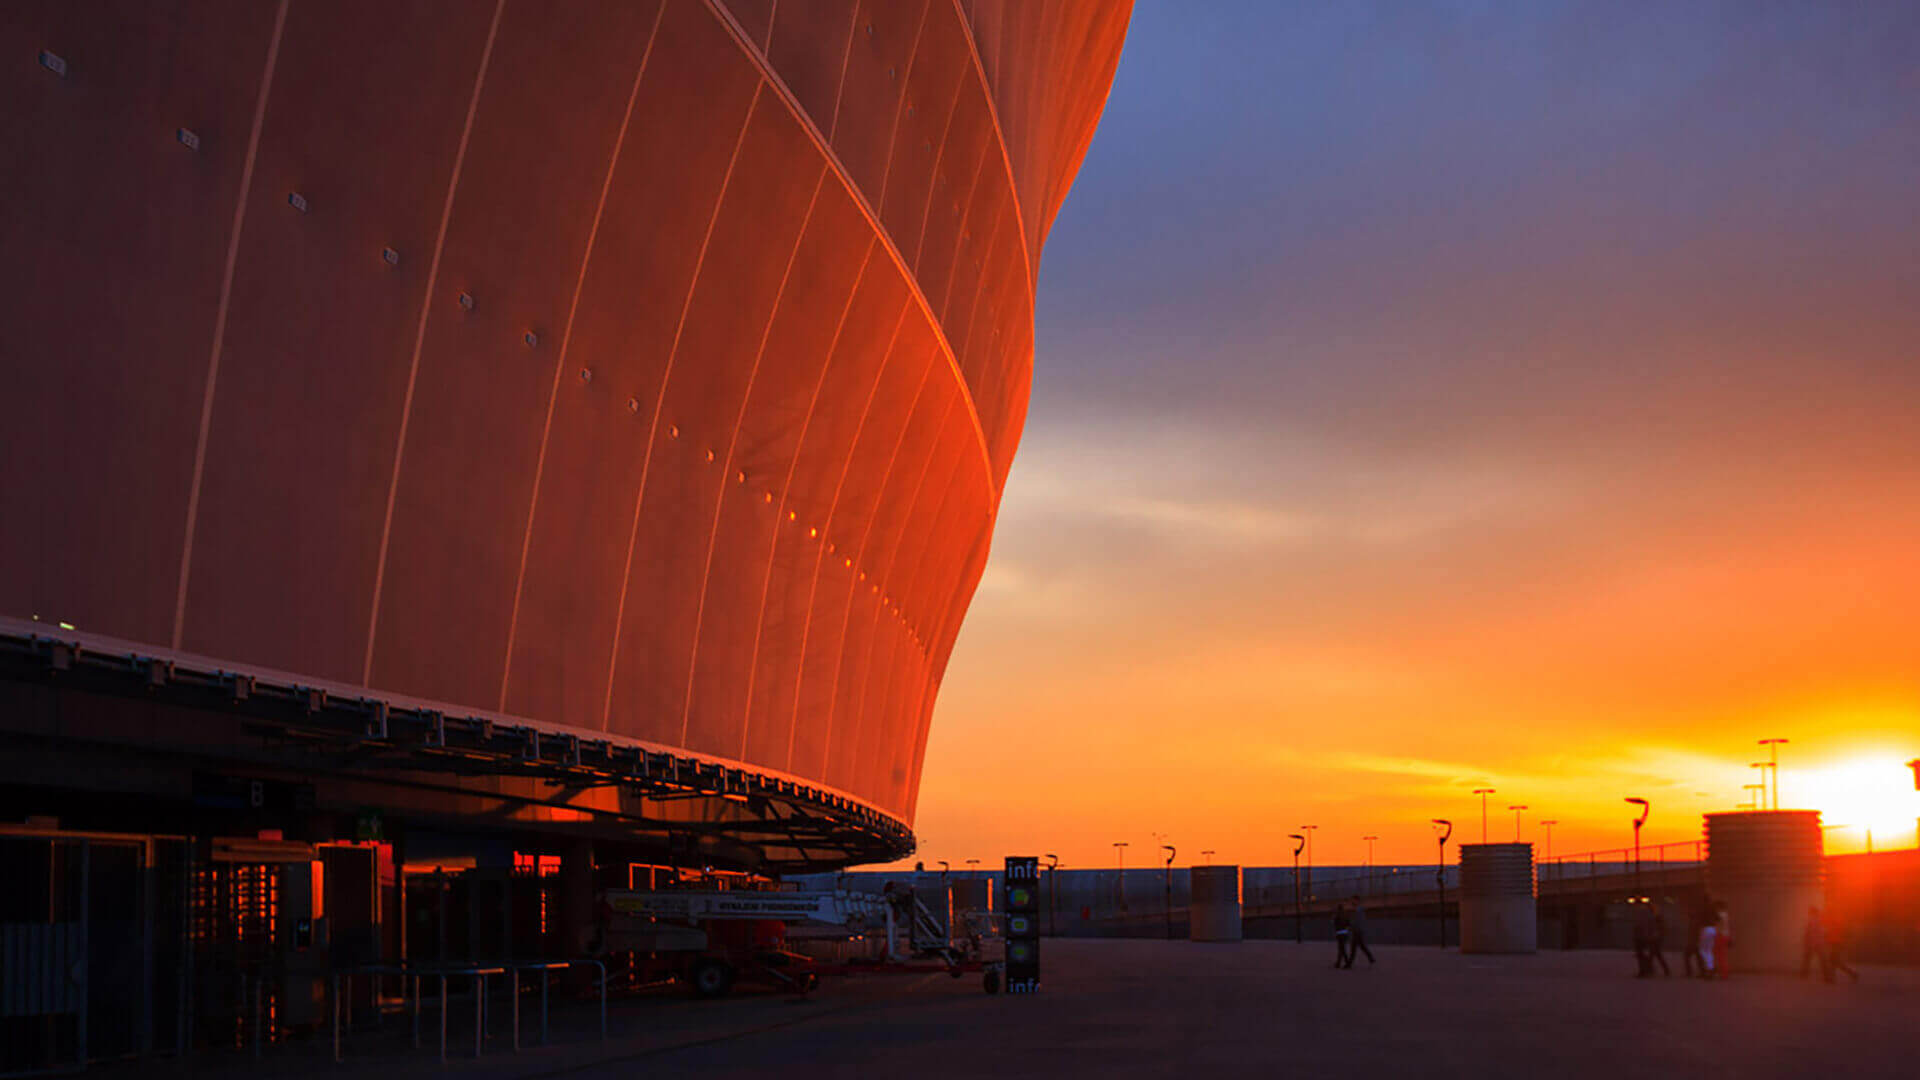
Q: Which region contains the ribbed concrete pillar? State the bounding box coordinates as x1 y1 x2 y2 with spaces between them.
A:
1705 810 1823 973
1190 865 1242 942
1459 842 1536 954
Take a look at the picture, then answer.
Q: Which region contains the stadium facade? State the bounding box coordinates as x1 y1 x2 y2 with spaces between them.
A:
0 0 1125 1060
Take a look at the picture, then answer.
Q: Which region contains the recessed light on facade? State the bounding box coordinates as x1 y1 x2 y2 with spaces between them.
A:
287 192 309 213
176 128 201 150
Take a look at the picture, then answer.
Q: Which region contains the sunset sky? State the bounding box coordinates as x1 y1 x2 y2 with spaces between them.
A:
903 0 1920 870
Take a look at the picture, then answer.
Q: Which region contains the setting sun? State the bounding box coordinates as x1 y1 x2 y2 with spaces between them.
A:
1791 755 1920 853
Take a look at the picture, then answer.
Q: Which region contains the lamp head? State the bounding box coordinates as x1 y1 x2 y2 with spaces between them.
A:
1625 797 1650 826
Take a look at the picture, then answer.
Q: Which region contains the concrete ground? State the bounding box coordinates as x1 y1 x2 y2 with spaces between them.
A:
156 941 1915 1079
580 940 1915 1080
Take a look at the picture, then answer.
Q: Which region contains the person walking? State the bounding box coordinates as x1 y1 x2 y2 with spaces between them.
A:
1823 909 1859 983
1649 902 1671 976
1332 905 1354 968
1696 910 1718 979
1683 899 1711 978
1711 901 1731 979
1348 904 1377 966
1633 899 1670 977
1800 906 1829 979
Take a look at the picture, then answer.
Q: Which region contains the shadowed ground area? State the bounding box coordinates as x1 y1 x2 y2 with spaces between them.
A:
602 939 1912 1079
149 939 1915 1079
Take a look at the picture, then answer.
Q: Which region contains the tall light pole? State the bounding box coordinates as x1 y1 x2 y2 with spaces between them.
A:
1539 820 1558 877
1473 788 1496 843
1045 854 1059 937
1742 783 1765 810
1288 834 1306 944
1625 797 1650 896
1362 835 1378 897
1161 845 1177 941
1760 738 1788 809
1507 805 1528 842
1299 825 1318 898
1750 763 1770 808
1200 849 1215 864
1431 819 1453 949
1113 842 1129 914
966 858 980 878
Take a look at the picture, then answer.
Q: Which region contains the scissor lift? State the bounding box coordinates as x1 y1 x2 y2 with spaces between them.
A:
592 887 1005 996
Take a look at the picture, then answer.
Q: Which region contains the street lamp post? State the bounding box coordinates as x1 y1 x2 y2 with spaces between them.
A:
1539 820 1558 881
1760 738 1788 810
1742 783 1765 810
966 858 980 878
1473 789 1496 843
1113 842 1129 914
1161 845 1177 941
1201 850 1215 864
1431 819 1453 949
1300 825 1318 898
1288 834 1306 944
1507 805 1528 842
1626 797 1650 896
1045 854 1059 937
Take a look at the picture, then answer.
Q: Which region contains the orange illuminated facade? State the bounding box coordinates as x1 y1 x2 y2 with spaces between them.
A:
1 0 1129 867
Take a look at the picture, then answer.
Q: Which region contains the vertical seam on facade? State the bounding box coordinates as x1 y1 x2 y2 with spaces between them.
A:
782 299 912 772
601 81 765 731
676 166 828 747
498 2 667 712
825 1 860 141
935 142 991 319
809 348 937 789
360 0 506 686
849 392 957 795
736 243 878 762
873 0 931 207
909 34 970 269
761 0 778 52
170 0 289 650
947 0 1036 325
700 0 998 503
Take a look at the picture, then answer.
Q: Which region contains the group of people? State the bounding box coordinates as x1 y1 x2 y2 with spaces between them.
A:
1631 897 1861 982
1634 896 1733 978
1332 904 1375 968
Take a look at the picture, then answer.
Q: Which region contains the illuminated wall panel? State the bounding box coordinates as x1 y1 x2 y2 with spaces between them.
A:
1 0 1129 829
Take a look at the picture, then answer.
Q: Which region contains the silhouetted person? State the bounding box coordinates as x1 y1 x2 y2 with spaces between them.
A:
1712 901 1731 979
1633 900 1669 977
1689 895 1720 980
1333 905 1353 968
1347 905 1376 966
1800 906 1828 979
1823 910 1859 983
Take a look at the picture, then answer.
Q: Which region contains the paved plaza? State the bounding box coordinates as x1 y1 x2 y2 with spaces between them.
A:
603 939 1912 1080
157 940 1915 1079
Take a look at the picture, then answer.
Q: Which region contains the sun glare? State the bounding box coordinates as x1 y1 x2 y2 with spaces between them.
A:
1790 756 1920 852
